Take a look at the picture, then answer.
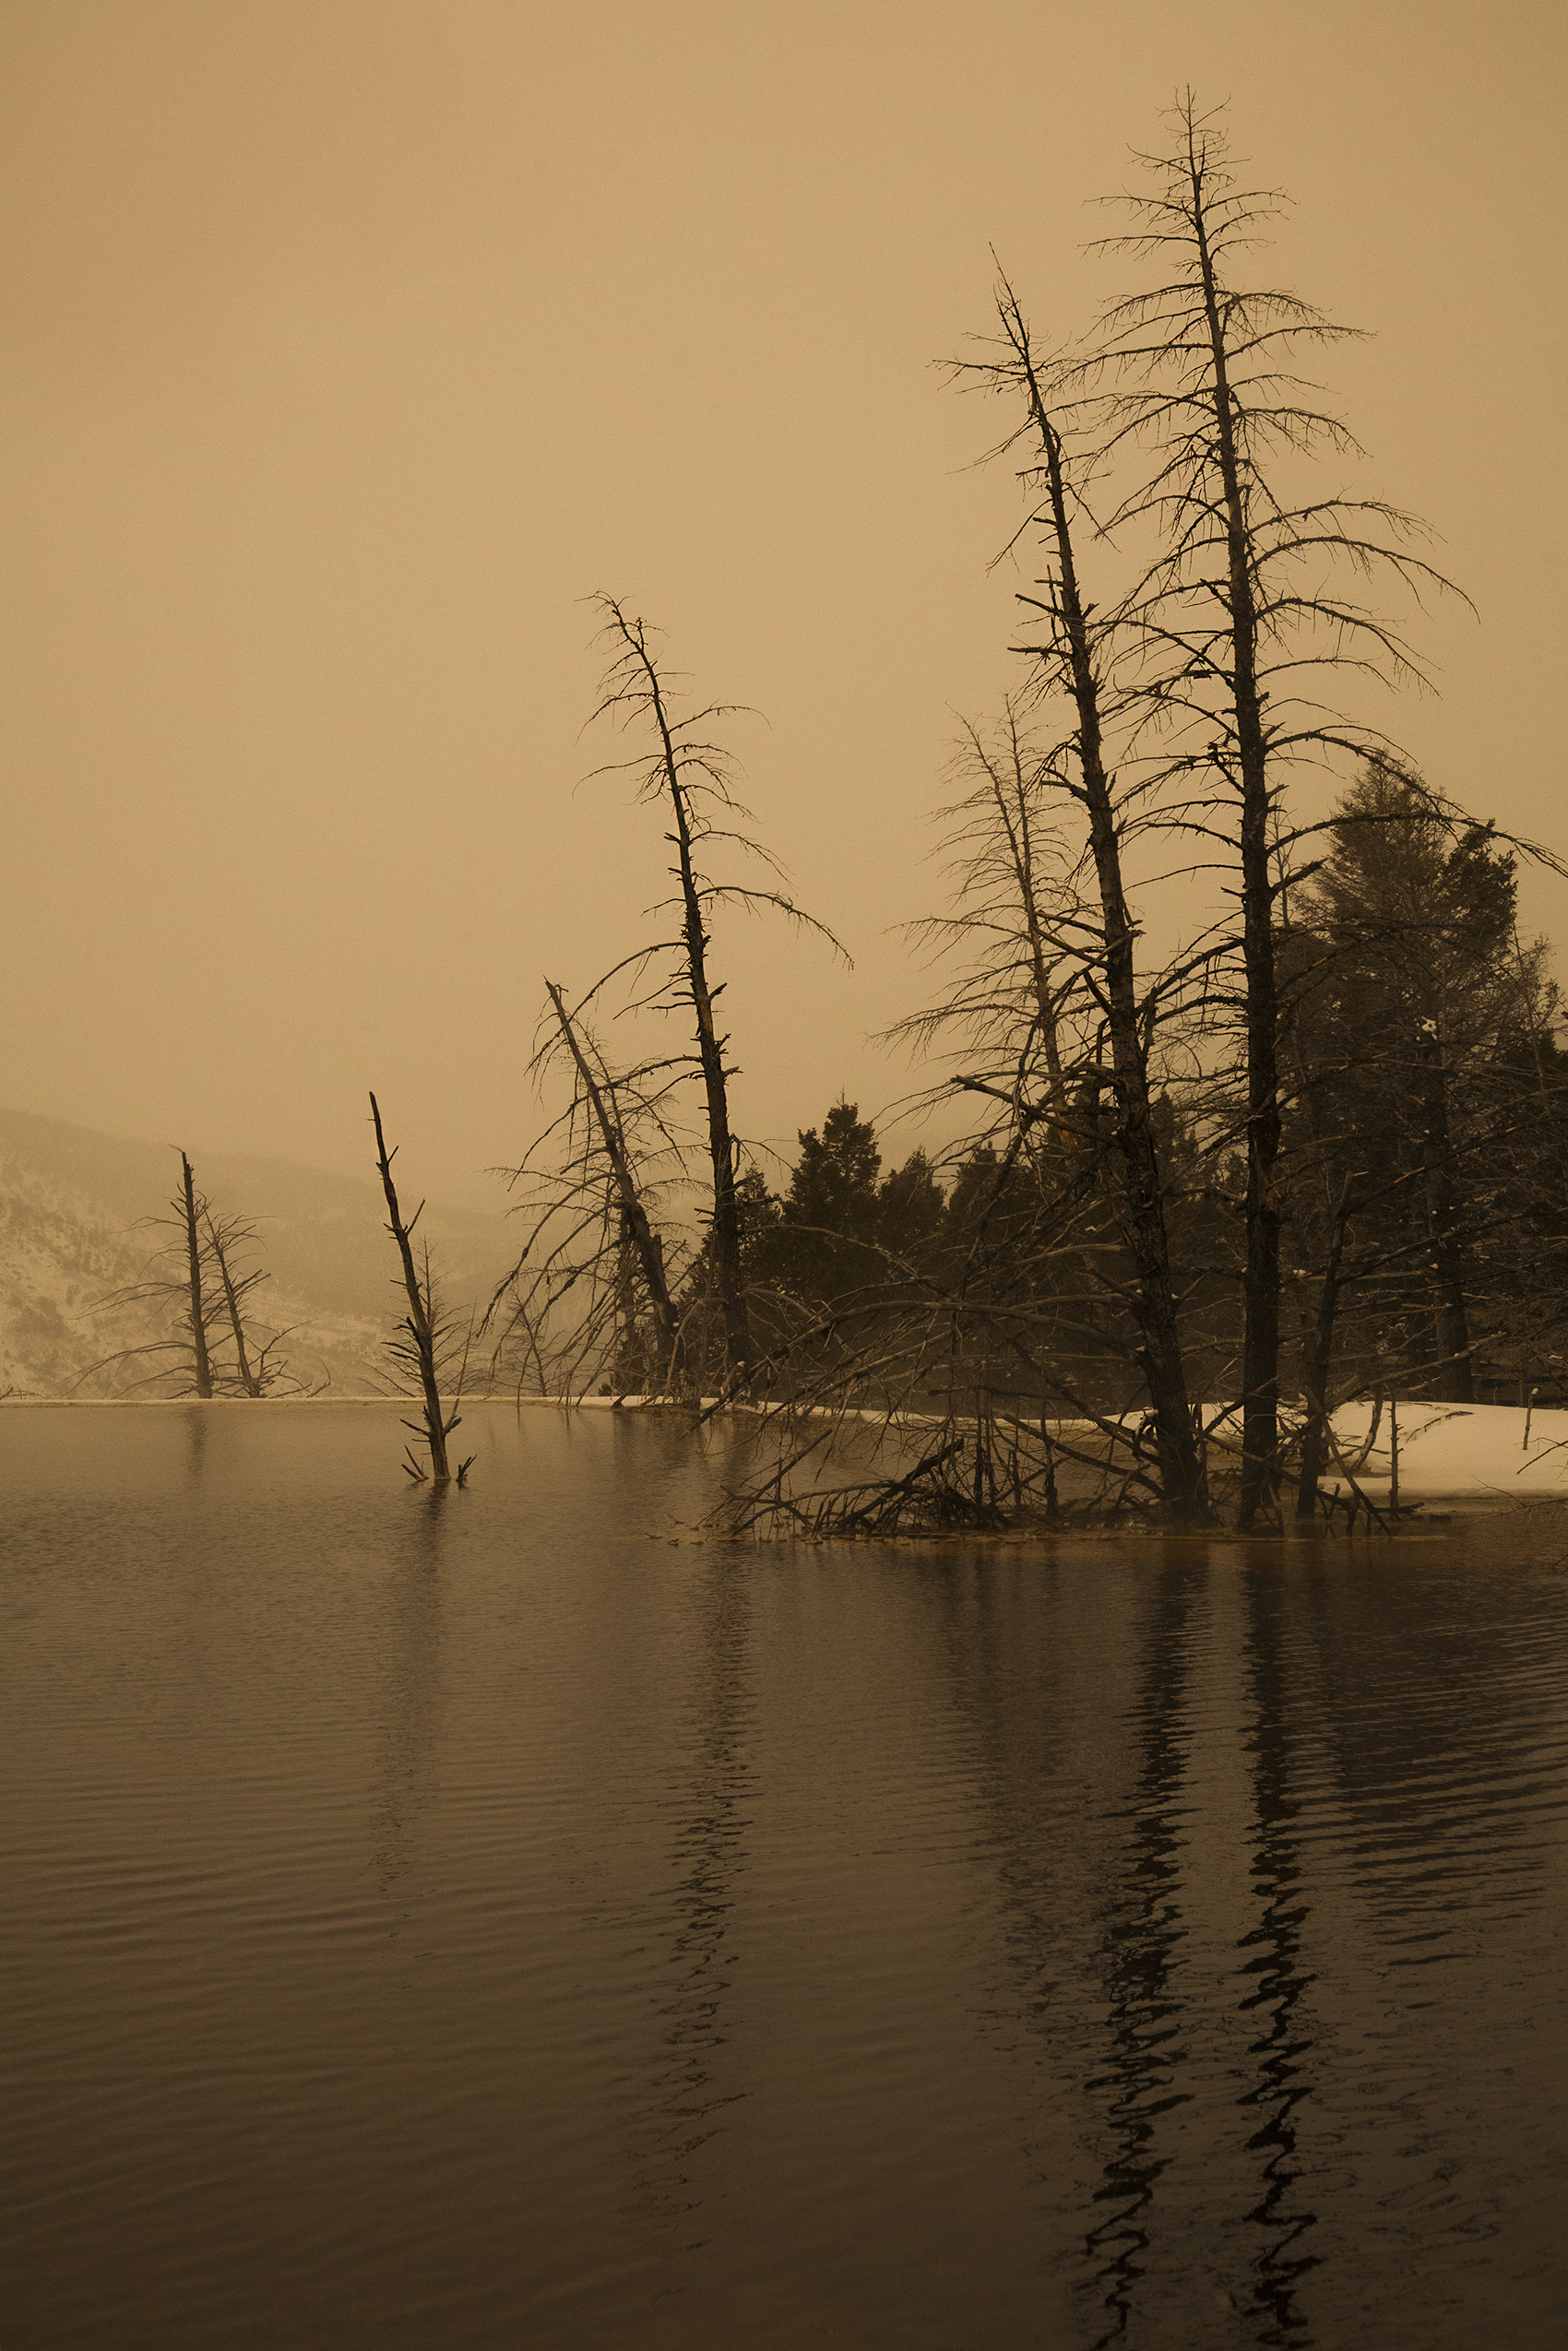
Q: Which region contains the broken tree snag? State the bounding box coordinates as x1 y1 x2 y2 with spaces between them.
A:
179 1153 215 1400
369 1092 470 1486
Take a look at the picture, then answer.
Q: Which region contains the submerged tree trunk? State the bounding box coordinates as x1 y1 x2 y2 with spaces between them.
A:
543 979 684 1390
370 1092 452 1482
1415 1018 1475 1402
179 1153 214 1400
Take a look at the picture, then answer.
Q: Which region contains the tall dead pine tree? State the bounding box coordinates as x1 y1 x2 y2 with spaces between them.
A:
952 280 1210 1523
1087 97 1454 1521
581 597 844 1395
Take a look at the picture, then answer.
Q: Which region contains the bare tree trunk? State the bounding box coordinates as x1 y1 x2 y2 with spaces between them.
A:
1010 315 1208 1525
370 1093 451 1481
543 979 684 1389
617 631 753 1384
1415 1019 1475 1403
179 1153 214 1399
1187 154 1282 1528
206 1214 261 1396
673 789 751 1384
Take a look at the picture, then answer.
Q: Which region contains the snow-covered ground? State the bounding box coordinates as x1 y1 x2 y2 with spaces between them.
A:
1312 1400 1568 1504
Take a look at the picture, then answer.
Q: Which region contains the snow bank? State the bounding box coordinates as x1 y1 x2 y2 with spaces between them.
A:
1318 1400 1568 1502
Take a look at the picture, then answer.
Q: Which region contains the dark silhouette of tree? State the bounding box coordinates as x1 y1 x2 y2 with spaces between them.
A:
944 275 1210 1521
84 1151 304 1398
576 597 845 1396
1075 95 1460 1520
485 979 692 1399
1285 761 1566 1410
370 1093 473 1485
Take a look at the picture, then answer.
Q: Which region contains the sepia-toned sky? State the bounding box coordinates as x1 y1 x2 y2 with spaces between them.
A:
4 0 1564 1206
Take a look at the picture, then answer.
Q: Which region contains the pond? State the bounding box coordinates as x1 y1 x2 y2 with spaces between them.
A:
4 1403 1567 2347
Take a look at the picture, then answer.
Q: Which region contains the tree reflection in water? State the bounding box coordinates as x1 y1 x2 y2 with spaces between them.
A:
1082 1562 1200 2345
182 1400 210 1487
372 1490 446 1905
1236 1569 1319 2345
623 1551 755 2244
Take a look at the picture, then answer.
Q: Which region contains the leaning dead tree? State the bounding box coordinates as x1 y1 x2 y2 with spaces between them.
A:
942 274 1211 1523
571 595 845 1395
484 980 695 1398
201 1207 303 1396
542 980 684 1384
370 1093 473 1485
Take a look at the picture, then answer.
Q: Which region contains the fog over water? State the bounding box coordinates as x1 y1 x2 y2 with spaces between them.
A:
5 1406 1567 2346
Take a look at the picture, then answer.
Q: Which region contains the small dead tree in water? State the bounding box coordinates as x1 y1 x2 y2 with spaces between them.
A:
370 1093 474 1486
84 1150 307 1398
201 1207 303 1396
577 596 845 1395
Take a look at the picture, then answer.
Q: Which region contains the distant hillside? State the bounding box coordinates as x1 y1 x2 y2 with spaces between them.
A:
0 1107 519 1398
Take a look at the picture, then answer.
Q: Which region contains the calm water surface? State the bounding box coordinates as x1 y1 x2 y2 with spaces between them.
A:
4 1404 1567 2348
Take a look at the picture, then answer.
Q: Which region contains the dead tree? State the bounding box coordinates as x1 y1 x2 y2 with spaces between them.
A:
84 1154 312 1399
945 278 1210 1524
1074 97 1460 1523
84 1151 242 1396
543 980 683 1385
485 982 696 1398
204 1209 261 1397
370 1093 473 1485
200 1208 303 1397
579 596 845 1395
178 1153 214 1398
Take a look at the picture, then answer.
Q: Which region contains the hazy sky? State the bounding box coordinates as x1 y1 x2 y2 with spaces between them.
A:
4 0 1564 1207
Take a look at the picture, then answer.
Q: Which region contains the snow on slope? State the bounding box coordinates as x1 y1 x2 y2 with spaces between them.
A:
0 1107 519 1398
